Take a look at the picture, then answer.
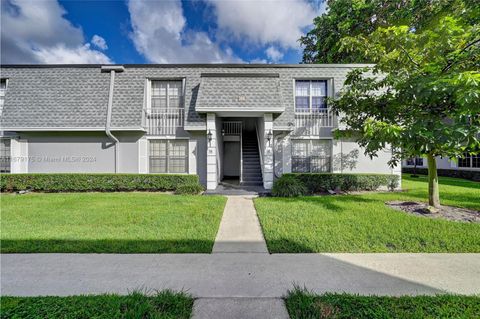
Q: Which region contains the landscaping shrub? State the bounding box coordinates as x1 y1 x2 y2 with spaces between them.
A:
272 174 308 197
0 173 201 193
175 183 204 195
272 173 399 197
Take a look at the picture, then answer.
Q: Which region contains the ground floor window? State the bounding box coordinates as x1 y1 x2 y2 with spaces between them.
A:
0 138 11 173
406 157 424 166
149 139 188 173
458 153 480 168
292 139 331 173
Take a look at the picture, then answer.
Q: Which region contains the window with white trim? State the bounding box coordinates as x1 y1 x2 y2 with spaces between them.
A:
151 80 183 111
295 80 327 113
0 79 7 116
292 139 331 173
149 140 188 173
458 153 480 168
406 157 423 166
0 138 11 173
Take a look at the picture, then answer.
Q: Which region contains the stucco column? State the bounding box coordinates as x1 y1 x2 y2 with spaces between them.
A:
206 113 218 190
263 113 274 189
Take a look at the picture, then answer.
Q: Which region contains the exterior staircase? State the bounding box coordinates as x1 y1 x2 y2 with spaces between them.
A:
242 132 263 186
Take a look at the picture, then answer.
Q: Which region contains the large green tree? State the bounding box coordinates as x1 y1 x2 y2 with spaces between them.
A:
330 11 479 208
300 0 467 63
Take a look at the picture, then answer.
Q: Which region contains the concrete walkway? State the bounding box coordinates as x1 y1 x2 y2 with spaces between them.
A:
2 253 479 297
212 196 268 253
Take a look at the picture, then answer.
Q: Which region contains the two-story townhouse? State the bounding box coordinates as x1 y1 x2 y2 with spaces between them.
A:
0 64 400 190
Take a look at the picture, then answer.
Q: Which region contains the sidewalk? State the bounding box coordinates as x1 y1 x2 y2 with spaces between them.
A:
2 253 479 297
212 196 268 253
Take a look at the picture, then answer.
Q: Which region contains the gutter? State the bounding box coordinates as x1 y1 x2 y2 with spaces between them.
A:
101 65 125 173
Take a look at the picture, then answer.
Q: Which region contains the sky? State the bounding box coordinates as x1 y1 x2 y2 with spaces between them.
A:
0 0 326 65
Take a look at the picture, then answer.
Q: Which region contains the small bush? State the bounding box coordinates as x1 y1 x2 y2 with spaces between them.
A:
0 173 201 193
272 174 308 197
175 183 204 195
272 173 399 197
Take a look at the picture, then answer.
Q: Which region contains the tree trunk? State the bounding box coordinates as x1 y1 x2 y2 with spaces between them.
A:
427 153 440 209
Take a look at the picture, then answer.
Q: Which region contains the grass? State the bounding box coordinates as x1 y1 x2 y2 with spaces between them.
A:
286 288 480 319
0 290 193 319
0 193 226 253
255 175 480 253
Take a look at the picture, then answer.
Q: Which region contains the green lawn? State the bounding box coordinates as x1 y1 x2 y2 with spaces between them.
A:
0 290 193 319
1 193 226 253
255 176 480 253
286 288 480 319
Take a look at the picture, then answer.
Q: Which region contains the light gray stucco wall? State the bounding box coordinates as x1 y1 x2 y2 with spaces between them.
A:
18 132 141 173
332 139 397 174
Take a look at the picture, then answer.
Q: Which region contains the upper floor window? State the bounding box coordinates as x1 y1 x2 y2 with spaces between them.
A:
0 79 7 116
0 138 11 173
292 139 331 173
295 80 327 113
151 80 183 111
458 153 480 168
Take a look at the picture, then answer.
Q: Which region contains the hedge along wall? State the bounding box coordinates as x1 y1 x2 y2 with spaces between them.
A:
0 174 201 193
402 167 480 182
272 173 399 197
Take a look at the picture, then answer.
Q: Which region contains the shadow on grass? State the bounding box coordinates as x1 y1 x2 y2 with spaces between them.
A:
264 195 385 213
0 239 216 254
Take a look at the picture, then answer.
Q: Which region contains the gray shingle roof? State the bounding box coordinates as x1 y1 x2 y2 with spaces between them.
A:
195 73 283 113
0 64 370 131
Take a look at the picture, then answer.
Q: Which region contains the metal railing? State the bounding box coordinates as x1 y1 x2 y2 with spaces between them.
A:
294 109 334 135
144 108 184 135
222 121 242 136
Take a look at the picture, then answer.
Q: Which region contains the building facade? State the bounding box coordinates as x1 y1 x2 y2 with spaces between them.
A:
0 64 400 190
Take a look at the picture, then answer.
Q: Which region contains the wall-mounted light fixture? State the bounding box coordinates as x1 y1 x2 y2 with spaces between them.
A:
221 129 225 136
207 130 213 144
266 130 273 145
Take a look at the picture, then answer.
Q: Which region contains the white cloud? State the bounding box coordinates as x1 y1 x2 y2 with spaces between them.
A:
1 0 112 64
250 58 268 64
206 0 323 49
127 0 242 63
33 44 112 64
265 46 283 62
91 35 108 51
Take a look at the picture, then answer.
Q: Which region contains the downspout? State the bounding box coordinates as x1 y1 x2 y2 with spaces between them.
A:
101 65 124 173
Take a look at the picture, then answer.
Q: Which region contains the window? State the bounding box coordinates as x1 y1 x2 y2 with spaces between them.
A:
295 80 327 113
292 139 331 173
458 153 480 168
149 140 188 173
151 80 183 111
0 79 7 116
0 138 11 173
406 157 423 166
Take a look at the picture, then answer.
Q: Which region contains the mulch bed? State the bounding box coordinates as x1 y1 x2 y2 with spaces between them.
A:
386 201 480 223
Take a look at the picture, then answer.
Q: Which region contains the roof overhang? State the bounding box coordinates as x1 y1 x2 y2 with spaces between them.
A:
0 127 146 132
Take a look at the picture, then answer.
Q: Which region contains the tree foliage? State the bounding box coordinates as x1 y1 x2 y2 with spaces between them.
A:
300 0 476 63
328 1 480 206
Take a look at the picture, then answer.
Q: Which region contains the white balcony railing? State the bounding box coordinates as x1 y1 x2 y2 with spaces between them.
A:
294 109 334 135
145 108 184 135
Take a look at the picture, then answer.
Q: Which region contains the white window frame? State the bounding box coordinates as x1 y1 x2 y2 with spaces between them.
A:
146 79 185 113
294 79 330 114
406 157 424 166
458 153 480 169
0 78 8 116
148 138 189 174
291 138 332 173
0 137 11 173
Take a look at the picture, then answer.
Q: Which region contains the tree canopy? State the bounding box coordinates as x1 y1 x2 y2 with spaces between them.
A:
300 0 478 63
326 1 479 207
